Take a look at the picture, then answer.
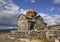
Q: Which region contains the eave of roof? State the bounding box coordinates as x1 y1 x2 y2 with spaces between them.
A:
17 14 26 20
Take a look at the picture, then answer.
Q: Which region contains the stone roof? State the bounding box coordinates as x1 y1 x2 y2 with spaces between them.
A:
26 8 37 16
18 14 26 20
18 9 43 21
27 8 35 12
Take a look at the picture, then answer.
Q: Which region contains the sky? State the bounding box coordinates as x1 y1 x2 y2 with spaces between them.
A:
0 0 60 29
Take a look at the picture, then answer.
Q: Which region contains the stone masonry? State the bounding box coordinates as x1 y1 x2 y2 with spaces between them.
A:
9 8 60 42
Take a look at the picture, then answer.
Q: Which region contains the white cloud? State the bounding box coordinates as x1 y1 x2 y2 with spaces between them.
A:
49 7 55 11
53 0 60 4
30 0 35 3
38 13 60 26
9 26 17 29
0 0 20 29
38 13 48 17
57 7 60 11
0 0 7 6
48 7 60 11
0 0 20 18
20 9 28 14
0 0 20 15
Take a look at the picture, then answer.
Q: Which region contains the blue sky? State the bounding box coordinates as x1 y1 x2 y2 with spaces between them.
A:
13 0 60 15
0 0 60 29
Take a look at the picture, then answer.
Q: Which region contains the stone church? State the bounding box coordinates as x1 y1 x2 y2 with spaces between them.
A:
15 8 47 38
18 8 47 32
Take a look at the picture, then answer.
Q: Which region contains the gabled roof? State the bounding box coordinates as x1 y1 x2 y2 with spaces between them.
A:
17 14 26 20
35 15 43 20
35 15 41 18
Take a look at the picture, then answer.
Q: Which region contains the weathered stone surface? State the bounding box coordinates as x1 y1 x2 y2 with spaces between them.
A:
18 9 47 31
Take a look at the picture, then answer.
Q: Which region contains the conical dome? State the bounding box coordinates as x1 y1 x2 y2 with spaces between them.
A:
26 8 37 17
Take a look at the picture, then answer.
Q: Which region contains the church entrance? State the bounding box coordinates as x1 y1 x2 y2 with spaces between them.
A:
28 21 35 30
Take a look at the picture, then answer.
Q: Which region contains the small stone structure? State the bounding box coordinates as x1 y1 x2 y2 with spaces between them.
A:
17 8 47 38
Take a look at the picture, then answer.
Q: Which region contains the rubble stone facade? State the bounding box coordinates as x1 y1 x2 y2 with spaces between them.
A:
18 8 47 31
16 9 60 42
17 8 47 38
